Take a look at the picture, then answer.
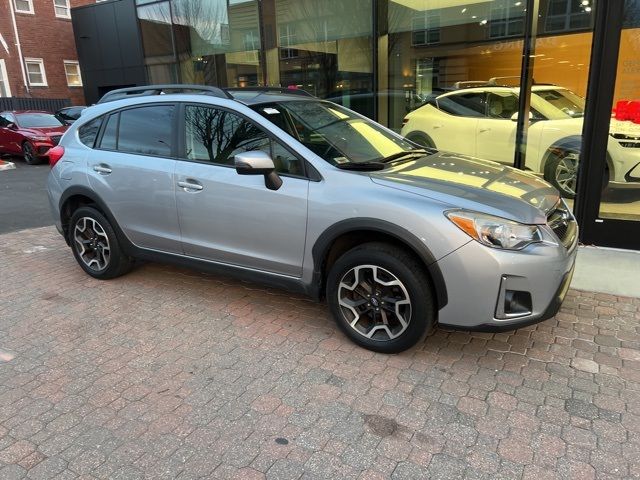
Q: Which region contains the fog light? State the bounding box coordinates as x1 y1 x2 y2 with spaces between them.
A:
496 275 533 319
504 290 532 316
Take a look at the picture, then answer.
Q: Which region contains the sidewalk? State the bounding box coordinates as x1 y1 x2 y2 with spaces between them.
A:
572 246 640 298
0 226 638 479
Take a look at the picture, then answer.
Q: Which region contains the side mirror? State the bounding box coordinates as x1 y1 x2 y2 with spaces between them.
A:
510 112 534 122
234 150 283 191
6 122 17 130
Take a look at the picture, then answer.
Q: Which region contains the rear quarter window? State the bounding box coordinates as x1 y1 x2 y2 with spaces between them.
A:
78 116 103 148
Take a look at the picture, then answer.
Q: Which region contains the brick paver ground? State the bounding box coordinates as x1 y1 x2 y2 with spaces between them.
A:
1 226 639 479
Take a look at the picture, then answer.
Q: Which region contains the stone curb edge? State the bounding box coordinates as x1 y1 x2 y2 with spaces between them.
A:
0 160 16 171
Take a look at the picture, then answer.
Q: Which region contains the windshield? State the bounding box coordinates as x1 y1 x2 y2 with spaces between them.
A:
255 101 421 165
532 88 586 119
16 113 64 128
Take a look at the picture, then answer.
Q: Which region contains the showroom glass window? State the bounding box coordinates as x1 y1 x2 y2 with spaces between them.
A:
137 1 179 84
171 0 262 88
519 0 596 200
271 0 374 119
380 0 525 168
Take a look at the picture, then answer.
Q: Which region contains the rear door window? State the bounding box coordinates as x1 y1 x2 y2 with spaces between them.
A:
97 105 175 156
117 105 175 156
437 92 486 117
78 116 103 148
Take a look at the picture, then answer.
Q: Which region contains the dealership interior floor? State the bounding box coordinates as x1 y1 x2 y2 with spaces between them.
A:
572 245 640 297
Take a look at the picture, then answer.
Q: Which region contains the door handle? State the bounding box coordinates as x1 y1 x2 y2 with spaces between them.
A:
433 124 443 129
93 164 112 174
479 127 491 133
177 180 203 191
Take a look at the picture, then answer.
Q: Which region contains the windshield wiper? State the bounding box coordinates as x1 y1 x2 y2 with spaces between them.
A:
335 161 386 171
378 149 429 163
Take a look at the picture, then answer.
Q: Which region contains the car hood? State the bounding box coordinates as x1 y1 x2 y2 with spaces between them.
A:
370 152 559 224
542 116 640 137
609 118 640 136
19 126 68 137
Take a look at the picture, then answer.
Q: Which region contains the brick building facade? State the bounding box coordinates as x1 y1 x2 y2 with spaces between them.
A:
0 0 95 105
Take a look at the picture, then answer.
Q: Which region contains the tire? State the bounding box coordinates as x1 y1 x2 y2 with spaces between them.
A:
326 242 435 353
405 132 436 149
544 149 579 199
22 141 40 165
69 206 133 279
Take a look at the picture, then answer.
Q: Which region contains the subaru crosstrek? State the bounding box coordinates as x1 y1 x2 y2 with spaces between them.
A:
46 85 577 353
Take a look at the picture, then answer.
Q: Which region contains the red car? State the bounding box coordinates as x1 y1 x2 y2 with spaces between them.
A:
0 110 69 165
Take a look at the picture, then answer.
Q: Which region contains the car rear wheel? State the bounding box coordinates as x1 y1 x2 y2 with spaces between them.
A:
22 141 39 165
69 206 133 279
326 242 435 353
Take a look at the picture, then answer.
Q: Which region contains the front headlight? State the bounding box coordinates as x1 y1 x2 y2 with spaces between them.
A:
29 135 49 142
445 210 543 250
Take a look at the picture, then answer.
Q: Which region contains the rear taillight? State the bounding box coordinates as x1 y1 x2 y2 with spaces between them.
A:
48 146 65 168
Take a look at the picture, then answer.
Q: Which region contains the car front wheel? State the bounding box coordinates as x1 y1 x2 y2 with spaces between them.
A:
69 206 133 279
326 242 435 353
22 141 39 165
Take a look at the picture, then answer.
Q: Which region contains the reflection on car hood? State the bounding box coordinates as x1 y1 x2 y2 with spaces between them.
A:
19 126 68 136
609 118 640 136
370 152 560 224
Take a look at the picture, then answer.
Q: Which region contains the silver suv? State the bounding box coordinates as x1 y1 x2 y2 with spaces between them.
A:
46 85 578 353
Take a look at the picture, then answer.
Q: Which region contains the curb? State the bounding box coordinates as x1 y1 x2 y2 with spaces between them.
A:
0 160 16 171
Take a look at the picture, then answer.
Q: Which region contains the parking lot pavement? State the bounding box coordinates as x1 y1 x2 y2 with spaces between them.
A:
1 226 639 480
0 161 53 234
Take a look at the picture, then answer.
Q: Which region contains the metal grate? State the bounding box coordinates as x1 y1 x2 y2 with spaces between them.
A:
0 97 71 113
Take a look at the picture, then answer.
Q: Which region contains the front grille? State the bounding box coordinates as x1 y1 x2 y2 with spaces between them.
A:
50 135 62 145
547 202 577 249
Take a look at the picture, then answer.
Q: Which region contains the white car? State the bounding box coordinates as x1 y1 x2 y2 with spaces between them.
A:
401 84 640 198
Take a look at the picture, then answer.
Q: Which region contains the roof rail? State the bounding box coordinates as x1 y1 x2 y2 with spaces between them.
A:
97 84 233 104
225 87 315 98
452 81 489 89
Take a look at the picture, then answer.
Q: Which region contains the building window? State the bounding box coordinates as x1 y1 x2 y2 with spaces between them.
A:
14 0 34 14
0 60 11 97
279 23 298 59
489 2 525 38
545 0 593 32
411 11 441 46
64 61 82 86
53 0 70 18
25 58 47 86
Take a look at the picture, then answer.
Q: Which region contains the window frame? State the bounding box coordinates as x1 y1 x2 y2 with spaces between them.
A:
13 0 34 14
24 58 47 87
53 0 70 18
177 102 310 180
63 60 82 87
94 103 179 159
0 60 11 97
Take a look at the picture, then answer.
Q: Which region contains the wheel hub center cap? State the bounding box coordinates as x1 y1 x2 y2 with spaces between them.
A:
370 297 380 308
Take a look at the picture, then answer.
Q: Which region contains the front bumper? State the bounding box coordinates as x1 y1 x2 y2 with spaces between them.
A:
436 233 577 331
32 140 56 157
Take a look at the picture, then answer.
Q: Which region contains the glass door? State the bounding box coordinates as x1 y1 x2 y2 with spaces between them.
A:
575 1 640 249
